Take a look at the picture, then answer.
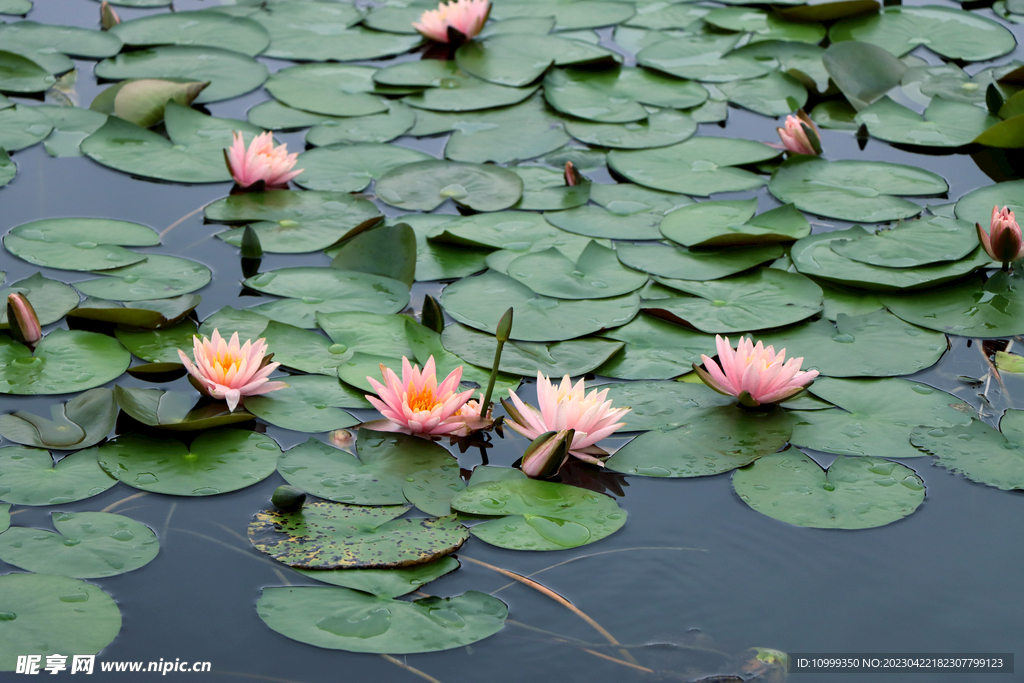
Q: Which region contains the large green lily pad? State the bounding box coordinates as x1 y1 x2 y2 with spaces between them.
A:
115 319 197 363
0 447 117 505
294 144 431 194
0 388 116 451
880 271 1024 337
636 32 772 83
616 242 783 281
829 216 979 268
856 96 1000 148
265 64 389 117
255 4 421 62
0 50 55 93
599 381 735 432
294 556 460 598
69 295 198 329
0 273 79 328
72 254 210 302
660 201 810 248
246 376 364 433
375 160 523 212
911 411 1024 490
543 66 707 123
113 387 256 431
110 10 271 57
4 217 158 272
0 105 53 152
0 330 130 395
545 183 693 240
454 33 619 88
596 314 716 380
506 242 647 299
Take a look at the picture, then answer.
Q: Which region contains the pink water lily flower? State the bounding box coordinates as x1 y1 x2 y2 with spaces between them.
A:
776 112 820 156
413 0 490 43
224 131 303 189
694 335 818 407
977 205 1023 270
503 373 630 469
366 356 476 436
177 329 287 412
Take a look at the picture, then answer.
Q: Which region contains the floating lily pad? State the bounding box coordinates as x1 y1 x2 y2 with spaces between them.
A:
0 447 116 505
507 242 647 299
451 479 626 551
0 149 13 187
490 1 634 29
455 33 619 88
822 40 907 110
0 574 121 672
0 21 121 59
0 504 7 532
250 500 468 569
256 4 421 61
375 160 523 212
511 167 590 211
396 216 489 282
115 319 197 363
403 320 520 400
110 10 271 57
248 100 336 131
595 314 716 380
0 273 79 328
306 101 416 146
0 330 130 395
617 242 783 281
246 376 364 433
544 66 707 123
599 381 736 431
0 511 158 579
911 412 1024 490
95 46 268 103
4 217 158 271
294 144 431 194
428 211 593 260
607 406 792 477
643 268 823 334
256 586 505 654
0 50 55 93
661 201 810 248
0 105 53 152
278 431 458 506
608 138 780 196
252 321 352 377
733 452 925 529
199 306 271 342
316 311 414 362
880 271 1024 337
790 377 973 459
265 64 390 118
0 388 116 451
704 7 826 43
545 184 693 240
97 429 280 496
954 178 1024 226
769 157 947 222
295 556 460 598
830 216 979 268
70 295 199 329
718 71 808 117
565 108 697 149
636 32 772 83
0 0 31 14
114 387 256 431
732 40 830 94
443 96 571 164
856 96 1000 148
72 254 210 302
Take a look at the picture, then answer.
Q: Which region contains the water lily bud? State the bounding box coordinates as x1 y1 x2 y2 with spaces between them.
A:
421 294 445 334
413 0 490 44
495 307 514 343
7 293 41 348
329 428 355 452
977 205 1023 269
100 1 120 30
563 161 584 186
241 225 263 259
776 111 821 156
271 485 306 512
520 429 574 479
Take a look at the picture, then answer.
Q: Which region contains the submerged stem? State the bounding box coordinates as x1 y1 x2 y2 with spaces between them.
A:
160 204 208 238
379 655 445 683
100 491 148 513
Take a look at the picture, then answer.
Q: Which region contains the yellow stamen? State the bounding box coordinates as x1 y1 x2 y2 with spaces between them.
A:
407 385 442 412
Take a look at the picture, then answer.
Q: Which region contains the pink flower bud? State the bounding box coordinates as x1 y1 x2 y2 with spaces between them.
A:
776 112 821 156
100 1 120 30
7 293 41 348
520 429 573 478
564 161 584 187
977 205 1023 267
413 0 490 43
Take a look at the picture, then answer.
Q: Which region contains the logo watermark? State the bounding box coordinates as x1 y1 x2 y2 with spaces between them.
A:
16 655 212 675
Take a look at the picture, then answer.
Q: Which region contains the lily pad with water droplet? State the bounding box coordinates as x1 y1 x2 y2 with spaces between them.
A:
599 380 735 432
110 10 270 57
790 377 974 459
254 321 354 377
294 144 431 194
733 451 925 529
0 273 79 328
880 271 1024 337
0 388 116 451
72 254 210 302
0 574 121 672
97 429 280 496
376 160 523 212
0 447 117 505
4 217 158 271
295 556 461 598
544 66 707 123
441 270 639 342
0 511 158 579
607 405 792 477
115 319 197 363
256 586 505 654
911 411 1024 490
507 242 648 299
450 478 626 551
278 430 458 506
245 375 364 433
114 387 256 431
830 216 980 268
0 329 131 395
595 313 716 380
250 499 468 569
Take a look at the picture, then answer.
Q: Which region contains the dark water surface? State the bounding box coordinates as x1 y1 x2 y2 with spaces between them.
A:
1 1 1022 682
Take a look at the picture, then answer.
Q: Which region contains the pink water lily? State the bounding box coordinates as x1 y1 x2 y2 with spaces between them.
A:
776 112 820 156
503 373 630 469
224 131 303 189
977 205 1023 270
177 329 287 412
694 335 818 407
413 0 490 43
366 356 476 436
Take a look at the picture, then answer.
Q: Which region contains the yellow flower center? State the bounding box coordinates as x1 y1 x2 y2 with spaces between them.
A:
407 385 442 412
212 351 242 378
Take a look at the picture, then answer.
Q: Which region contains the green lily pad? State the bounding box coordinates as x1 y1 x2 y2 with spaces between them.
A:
0 504 7 532
607 406 792 477
822 40 906 110
0 0 31 14
856 96 1000 148
4 217 158 271
278 431 457 506
114 386 257 431
733 40 830 95
428 211 593 261
295 556 460 598
265 64 391 118
336 353 412 394
718 71 808 117
0 148 13 187
490 1 634 29
256 4 421 61
249 500 468 569
0 329 130 395
545 183 693 240
442 96 571 164
243 268 409 329
543 66 707 123
954 178 1024 227
643 268 823 334
110 10 271 57
0 105 53 152
790 377 973 458
733 451 925 529
0 447 117 505
69 295 199 329
595 314 716 380
661 201 810 248
0 50 55 93
511 167 591 211
72 254 210 302
565 108 697 149
830 6 1016 62
0 511 158 579
755 310 947 378
0 21 121 59
115 319 197 363
0 574 121 672
616 242 783 281
95 46 267 103
769 157 948 222
199 306 271 342
831 216 979 268
636 32 772 84
294 144 431 194
306 101 416 146
880 271 1024 337
0 388 116 451
256 321 355 376
608 138 780 196
375 160 523 212
82 101 264 183
451 479 626 551
599 381 734 431
97 429 281 496
441 270 639 342
506 242 647 299
705 7 826 43
256 586 505 654
400 215 489 282
454 33 619 88
246 376 364 432
0 273 79 328
316 311 414 362
440 323 623 377
911 412 1024 491
248 100 336 131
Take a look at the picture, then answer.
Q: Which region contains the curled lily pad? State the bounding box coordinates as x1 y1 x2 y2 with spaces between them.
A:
822 40 907 110
607 406 792 477
4 217 158 271
249 500 468 569
97 429 281 496
0 574 121 672
0 388 116 450
856 96 1000 148
245 376 364 432
596 314 716 380
295 556 460 598
256 586 505 654
69 295 199 329
0 273 79 328
114 386 256 431
733 452 926 529
0 447 117 505
375 160 523 212
450 479 626 551
400 215 489 282
72 254 210 302
0 511 158 579
661 201 810 248
0 330 131 395
911 411 1024 491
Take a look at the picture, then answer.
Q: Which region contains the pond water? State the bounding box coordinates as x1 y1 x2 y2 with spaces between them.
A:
1 0 1022 681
